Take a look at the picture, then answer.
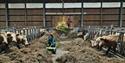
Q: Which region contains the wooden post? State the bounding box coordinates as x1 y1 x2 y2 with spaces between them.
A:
100 1 103 27
5 0 9 28
24 0 27 26
119 0 123 27
81 0 84 28
43 0 46 28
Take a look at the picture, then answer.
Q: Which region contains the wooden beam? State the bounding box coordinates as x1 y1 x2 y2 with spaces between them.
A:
81 0 84 27
43 0 46 28
100 1 102 27
24 0 27 26
5 0 9 28
119 0 123 27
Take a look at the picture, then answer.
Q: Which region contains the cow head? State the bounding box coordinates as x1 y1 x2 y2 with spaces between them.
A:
90 37 103 48
16 34 29 46
90 40 99 48
7 32 17 42
0 33 8 44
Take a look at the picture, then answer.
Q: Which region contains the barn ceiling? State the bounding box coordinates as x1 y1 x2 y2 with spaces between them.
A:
0 0 124 3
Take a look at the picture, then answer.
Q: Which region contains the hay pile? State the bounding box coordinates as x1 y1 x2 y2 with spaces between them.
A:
0 35 53 63
56 38 125 63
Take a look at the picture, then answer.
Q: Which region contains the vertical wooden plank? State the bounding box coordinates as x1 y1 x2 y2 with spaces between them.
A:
81 0 84 27
43 0 46 28
119 0 123 27
5 0 9 28
100 1 102 27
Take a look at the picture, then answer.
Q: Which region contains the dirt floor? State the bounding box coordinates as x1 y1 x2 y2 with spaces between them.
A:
56 38 125 63
0 32 125 63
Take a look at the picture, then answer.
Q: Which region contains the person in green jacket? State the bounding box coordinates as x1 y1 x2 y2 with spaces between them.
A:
48 33 56 47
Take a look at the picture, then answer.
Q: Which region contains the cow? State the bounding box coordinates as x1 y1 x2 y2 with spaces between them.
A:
6 32 17 47
90 35 119 55
16 33 29 49
6 32 29 49
0 32 9 53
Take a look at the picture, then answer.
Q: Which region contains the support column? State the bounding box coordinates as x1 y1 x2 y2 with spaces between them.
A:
81 0 84 28
24 0 27 26
100 1 103 27
119 0 123 27
43 0 46 28
5 0 9 28
62 0 64 16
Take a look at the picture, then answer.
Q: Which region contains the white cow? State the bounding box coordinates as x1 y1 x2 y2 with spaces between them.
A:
16 34 29 47
6 32 17 42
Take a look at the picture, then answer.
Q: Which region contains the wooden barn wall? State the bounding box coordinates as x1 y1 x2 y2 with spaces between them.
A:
0 9 5 27
50 16 80 27
123 8 125 27
0 8 125 27
46 8 121 27
8 9 43 27
79 8 118 26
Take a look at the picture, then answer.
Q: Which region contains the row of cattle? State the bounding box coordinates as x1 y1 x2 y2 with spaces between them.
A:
0 28 46 53
91 33 125 55
75 27 125 56
0 32 29 53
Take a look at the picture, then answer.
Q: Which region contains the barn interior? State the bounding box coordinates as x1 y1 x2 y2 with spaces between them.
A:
0 0 125 63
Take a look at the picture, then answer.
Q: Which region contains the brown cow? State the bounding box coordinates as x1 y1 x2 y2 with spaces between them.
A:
91 35 118 55
99 38 117 55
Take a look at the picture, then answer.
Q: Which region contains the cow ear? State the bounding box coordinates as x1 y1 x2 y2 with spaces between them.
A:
7 34 11 36
16 34 19 36
100 38 104 40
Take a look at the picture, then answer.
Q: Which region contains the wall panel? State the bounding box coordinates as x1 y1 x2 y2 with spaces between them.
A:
27 9 42 15
27 22 43 26
102 20 118 26
0 10 5 15
0 16 5 21
83 21 100 26
9 9 25 15
9 22 25 27
102 8 119 14
123 8 125 14
102 15 119 20
27 16 43 21
9 16 25 21
84 9 100 14
84 15 100 20
123 15 125 20
0 8 124 27
0 22 5 27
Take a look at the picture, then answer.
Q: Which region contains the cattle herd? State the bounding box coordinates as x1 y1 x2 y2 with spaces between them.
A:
79 26 125 56
0 32 29 53
0 27 46 53
0 26 125 58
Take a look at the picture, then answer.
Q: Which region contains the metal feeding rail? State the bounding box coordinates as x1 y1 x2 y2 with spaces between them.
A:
81 26 125 56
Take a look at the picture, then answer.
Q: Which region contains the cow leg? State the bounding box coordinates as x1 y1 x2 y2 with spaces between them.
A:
106 46 111 55
98 45 103 51
16 43 21 49
4 44 10 53
1 43 10 53
99 45 102 51
113 45 116 54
